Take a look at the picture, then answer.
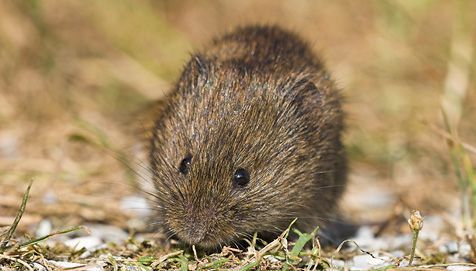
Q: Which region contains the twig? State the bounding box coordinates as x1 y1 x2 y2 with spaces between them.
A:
238 219 297 271
0 180 33 249
333 239 377 259
192 245 198 262
151 250 184 268
426 122 476 155
0 254 34 271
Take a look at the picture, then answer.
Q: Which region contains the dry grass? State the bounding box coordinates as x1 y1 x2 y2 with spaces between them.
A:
0 0 475 270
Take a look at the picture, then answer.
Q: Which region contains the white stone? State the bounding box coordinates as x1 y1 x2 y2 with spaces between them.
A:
459 242 472 256
444 241 459 254
48 260 85 269
32 263 47 271
387 234 412 249
35 219 52 238
42 191 58 204
263 255 280 263
352 227 385 250
398 259 409 267
84 265 104 271
120 195 151 217
419 216 445 241
446 265 476 271
350 254 391 270
390 250 405 257
64 236 103 251
0 132 18 159
86 224 129 243
328 259 345 269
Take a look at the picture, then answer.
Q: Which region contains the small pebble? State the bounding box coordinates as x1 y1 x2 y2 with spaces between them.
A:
64 236 103 251
446 265 476 271
48 260 85 269
263 255 281 263
328 259 345 269
352 226 386 250
419 216 445 241
443 241 459 254
120 195 151 217
398 259 409 267
84 266 104 271
351 254 391 270
32 263 47 271
86 223 129 243
127 218 148 231
35 219 52 238
459 241 472 257
0 133 19 159
387 234 412 249
390 250 405 257
42 191 58 204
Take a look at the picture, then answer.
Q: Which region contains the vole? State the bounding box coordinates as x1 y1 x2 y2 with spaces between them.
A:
149 25 347 248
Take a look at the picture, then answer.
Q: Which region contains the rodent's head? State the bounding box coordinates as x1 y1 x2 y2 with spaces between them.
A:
150 56 325 247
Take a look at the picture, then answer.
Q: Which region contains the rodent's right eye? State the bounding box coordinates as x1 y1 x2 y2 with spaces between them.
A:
233 168 250 188
179 156 192 175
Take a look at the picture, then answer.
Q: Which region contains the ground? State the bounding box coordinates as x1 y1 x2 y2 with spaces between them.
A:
0 1 475 270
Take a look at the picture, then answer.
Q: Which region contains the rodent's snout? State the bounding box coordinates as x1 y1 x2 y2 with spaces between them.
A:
169 203 227 247
181 221 209 245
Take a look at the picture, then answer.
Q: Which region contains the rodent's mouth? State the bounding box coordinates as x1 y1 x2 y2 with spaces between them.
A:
166 204 237 247
175 230 225 248
169 220 236 248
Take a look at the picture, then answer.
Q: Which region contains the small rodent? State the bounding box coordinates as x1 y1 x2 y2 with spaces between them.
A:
149 25 346 248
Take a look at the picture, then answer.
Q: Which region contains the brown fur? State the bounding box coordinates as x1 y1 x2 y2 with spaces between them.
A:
149 25 347 247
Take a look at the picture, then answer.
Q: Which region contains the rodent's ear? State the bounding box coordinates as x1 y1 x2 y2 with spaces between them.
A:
287 77 322 109
178 54 210 92
131 98 169 144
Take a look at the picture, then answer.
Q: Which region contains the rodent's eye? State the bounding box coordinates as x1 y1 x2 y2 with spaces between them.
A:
233 168 250 188
179 156 192 175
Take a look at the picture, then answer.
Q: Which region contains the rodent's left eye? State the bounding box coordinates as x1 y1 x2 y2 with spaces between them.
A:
233 168 250 188
179 156 192 175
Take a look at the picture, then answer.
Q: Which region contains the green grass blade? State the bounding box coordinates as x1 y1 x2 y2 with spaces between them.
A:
19 226 85 248
179 256 189 271
239 261 259 271
289 227 318 258
200 258 229 269
282 227 319 271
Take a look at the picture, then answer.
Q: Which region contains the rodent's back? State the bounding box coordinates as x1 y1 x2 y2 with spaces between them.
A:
205 26 323 75
149 25 346 248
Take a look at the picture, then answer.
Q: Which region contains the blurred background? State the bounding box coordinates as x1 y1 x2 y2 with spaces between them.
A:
0 0 475 234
